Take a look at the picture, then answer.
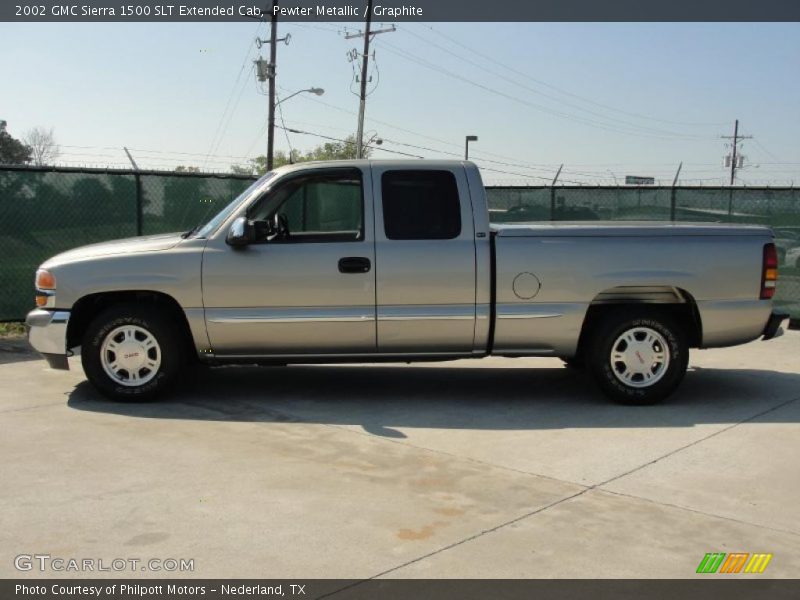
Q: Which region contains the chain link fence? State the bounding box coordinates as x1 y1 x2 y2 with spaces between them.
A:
0 166 255 321
1 166 798 321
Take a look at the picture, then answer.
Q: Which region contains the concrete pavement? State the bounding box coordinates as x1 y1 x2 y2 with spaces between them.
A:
1 332 798 578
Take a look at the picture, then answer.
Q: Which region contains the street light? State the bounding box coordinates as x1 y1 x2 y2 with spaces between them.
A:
465 135 478 160
275 87 325 106
268 87 325 170
364 131 383 154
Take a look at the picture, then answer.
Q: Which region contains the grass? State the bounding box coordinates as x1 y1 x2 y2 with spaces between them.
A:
0 322 26 337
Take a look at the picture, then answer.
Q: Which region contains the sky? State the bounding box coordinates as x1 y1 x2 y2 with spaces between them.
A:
1 21 798 185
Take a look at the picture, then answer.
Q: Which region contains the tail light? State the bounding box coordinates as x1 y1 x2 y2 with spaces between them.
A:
760 243 778 300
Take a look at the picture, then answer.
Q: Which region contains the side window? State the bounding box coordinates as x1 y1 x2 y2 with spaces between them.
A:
251 169 364 242
381 170 461 240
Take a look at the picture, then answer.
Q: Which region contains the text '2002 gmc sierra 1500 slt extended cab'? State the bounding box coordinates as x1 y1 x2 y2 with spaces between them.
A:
27 160 788 404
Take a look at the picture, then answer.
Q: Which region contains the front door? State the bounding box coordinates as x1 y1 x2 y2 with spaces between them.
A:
202 167 376 356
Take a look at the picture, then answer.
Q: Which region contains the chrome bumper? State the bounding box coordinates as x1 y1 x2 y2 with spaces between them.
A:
26 309 71 370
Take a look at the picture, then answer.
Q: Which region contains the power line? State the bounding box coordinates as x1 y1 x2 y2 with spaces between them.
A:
275 92 295 160
202 19 264 169
415 23 727 129
203 64 256 167
286 89 607 170
376 39 714 142
395 26 714 139
274 125 424 158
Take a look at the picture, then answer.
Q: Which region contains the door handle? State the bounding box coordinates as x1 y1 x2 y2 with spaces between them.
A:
338 257 371 274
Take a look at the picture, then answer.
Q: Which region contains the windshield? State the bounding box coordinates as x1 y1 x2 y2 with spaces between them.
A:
193 172 276 238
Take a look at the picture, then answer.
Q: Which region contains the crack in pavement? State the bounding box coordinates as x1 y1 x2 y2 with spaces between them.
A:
317 394 800 595
598 488 800 538
594 394 800 489
0 401 67 414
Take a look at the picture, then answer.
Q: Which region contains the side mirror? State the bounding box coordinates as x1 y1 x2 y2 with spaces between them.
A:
226 216 252 247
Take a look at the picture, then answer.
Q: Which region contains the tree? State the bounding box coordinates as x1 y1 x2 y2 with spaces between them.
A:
304 135 363 161
24 126 59 166
175 165 201 173
235 135 368 176
229 164 255 176
0 121 32 165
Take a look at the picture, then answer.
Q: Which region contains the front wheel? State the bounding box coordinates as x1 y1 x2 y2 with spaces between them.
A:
588 310 689 405
81 304 185 400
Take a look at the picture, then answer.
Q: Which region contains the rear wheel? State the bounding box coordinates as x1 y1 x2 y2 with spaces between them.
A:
81 304 185 400
588 310 688 405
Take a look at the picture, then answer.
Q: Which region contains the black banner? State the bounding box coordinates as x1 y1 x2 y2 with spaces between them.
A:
3 580 800 600
4 0 800 23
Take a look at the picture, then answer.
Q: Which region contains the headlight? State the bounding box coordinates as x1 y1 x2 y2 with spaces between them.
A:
35 269 56 307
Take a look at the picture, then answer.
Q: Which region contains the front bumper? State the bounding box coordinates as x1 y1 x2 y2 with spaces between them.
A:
762 310 790 341
26 309 71 370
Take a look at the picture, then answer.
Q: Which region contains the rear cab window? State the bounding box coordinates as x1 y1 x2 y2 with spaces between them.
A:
381 170 461 240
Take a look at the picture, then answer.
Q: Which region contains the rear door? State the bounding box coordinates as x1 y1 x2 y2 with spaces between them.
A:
371 165 477 353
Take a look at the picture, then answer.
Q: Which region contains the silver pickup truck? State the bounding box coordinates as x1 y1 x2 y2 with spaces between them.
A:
26 160 788 405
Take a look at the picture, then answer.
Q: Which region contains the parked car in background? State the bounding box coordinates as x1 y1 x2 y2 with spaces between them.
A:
774 227 800 266
786 245 800 269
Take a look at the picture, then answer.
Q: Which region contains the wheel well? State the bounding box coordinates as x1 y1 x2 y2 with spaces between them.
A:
67 291 196 359
575 287 703 357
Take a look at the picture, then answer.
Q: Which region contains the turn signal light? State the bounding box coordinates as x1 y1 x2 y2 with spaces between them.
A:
760 243 778 300
35 269 56 290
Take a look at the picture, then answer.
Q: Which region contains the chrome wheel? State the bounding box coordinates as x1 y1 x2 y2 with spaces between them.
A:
610 326 670 388
100 325 161 387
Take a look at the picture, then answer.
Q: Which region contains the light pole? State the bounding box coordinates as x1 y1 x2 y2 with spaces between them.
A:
465 135 478 160
275 87 324 107
269 87 324 167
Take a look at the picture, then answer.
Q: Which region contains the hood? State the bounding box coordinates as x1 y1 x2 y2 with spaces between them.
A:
43 233 184 266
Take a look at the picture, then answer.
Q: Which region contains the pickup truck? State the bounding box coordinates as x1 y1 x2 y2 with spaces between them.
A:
26 160 788 405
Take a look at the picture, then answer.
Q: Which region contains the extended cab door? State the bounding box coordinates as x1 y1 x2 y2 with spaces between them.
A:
201 167 376 356
371 164 477 353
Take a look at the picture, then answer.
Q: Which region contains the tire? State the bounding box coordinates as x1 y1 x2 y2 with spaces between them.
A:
588 309 689 405
81 304 186 401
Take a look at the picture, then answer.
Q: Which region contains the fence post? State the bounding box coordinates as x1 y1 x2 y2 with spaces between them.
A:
135 173 143 236
670 162 681 221
550 164 563 221
728 188 734 219
670 187 676 221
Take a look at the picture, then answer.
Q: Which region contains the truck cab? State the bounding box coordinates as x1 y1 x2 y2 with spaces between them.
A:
201 161 490 358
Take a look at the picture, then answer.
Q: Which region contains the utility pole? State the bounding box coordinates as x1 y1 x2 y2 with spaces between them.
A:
722 119 752 186
345 3 395 158
267 1 278 170
254 1 290 171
